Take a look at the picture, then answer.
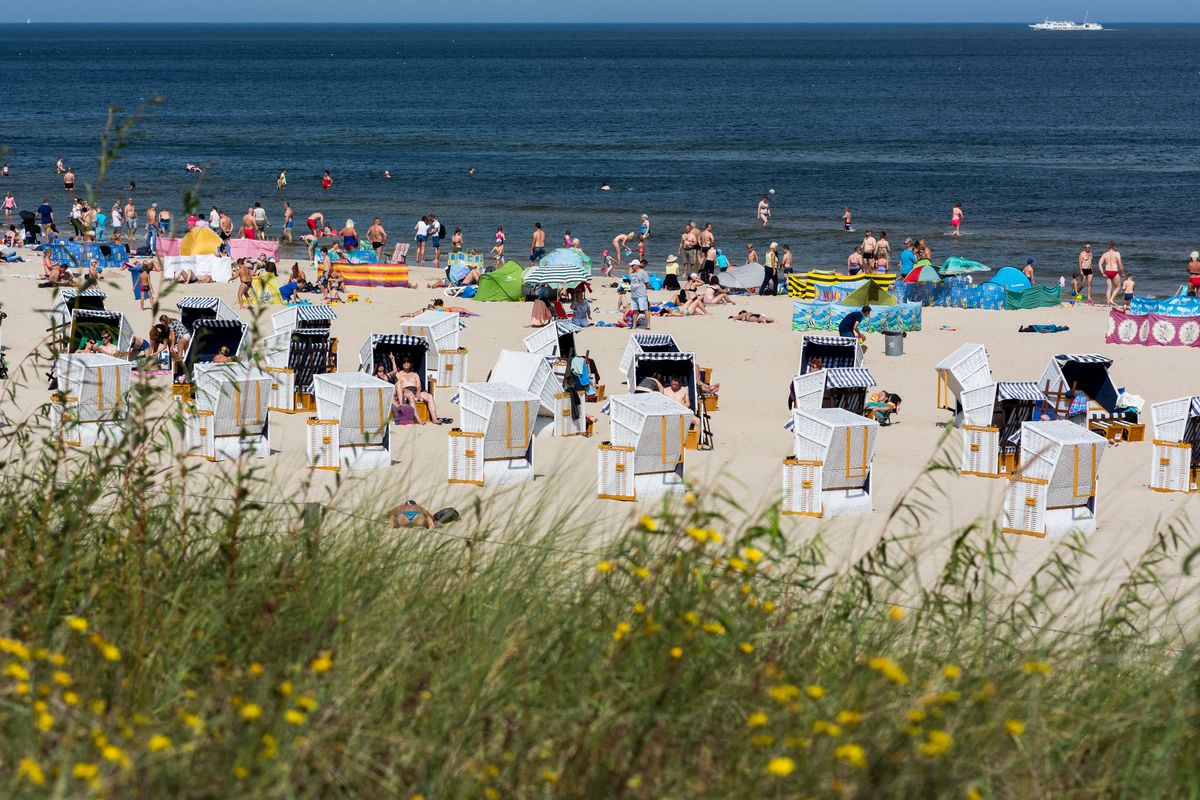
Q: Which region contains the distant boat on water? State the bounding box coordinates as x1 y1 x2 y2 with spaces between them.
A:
1029 12 1103 31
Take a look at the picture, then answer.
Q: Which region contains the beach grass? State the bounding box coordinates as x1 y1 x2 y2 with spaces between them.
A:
0 349 1197 800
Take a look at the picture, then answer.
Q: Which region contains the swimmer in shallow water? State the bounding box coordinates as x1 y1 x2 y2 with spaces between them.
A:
599 182 611 191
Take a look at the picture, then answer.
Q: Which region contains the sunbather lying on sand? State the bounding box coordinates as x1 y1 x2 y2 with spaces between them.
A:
729 310 773 323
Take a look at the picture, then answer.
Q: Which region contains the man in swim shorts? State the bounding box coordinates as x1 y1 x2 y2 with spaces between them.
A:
1077 242 1095 304
1187 252 1200 296
529 222 546 265
1098 242 1124 307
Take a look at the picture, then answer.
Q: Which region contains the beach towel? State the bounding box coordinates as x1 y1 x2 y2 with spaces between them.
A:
1019 324 1069 333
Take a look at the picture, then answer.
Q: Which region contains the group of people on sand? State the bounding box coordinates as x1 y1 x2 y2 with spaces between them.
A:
1074 241 1135 308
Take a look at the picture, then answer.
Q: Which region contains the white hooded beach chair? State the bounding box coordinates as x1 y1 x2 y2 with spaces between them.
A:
448 381 539 486
1149 396 1200 493
597 393 690 502
307 373 393 471
959 381 1042 478
261 305 337 411
618 333 679 381
1038 354 1119 418
524 319 581 362
400 310 468 389
791 367 878 415
626 351 700 413
798 334 863 374
487 350 560 431
935 343 991 414
68 309 134 356
184 362 272 462
177 295 239 329
49 353 130 447
50 288 107 331
783 408 879 517
176 318 250 392
1002 420 1106 539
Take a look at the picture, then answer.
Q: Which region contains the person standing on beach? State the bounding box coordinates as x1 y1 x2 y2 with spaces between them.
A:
951 202 964 237
757 195 771 227
1186 252 1200 297
219 209 233 242
429 216 444 269
414 216 429 265
1023 258 1036 285
1077 242 1095 304
492 226 505 267
781 244 794 275
1098 242 1124 306
698 223 715 253
367 217 387 263
760 242 779 295
282 201 294 242
529 222 546 265
208 206 220 229
678 223 698 273
234 258 253 308
842 207 852 231
628 259 650 330
321 170 333 191
124 198 137 238
241 208 257 239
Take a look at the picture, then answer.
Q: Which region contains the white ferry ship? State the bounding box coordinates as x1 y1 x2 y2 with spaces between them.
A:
1029 13 1103 31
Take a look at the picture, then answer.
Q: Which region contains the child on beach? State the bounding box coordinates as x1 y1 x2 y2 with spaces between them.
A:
1122 274 1135 310
138 265 155 311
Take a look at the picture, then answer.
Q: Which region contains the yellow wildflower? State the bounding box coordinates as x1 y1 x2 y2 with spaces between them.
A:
769 684 801 703
709 531 724 544
285 709 306 725
750 733 775 747
806 684 825 700
1004 719 1026 736
888 606 906 621
739 642 754 654
626 775 642 789
639 515 659 532
63 691 80 706
868 656 910 685
907 709 927 723
278 680 294 696
73 762 99 780
101 745 129 767
249 662 264 676
746 711 769 728
686 527 709 543
612 622 632 642
761 600 777 614
18 757 45 786
233 765 249 780
100 643 121 662
972 682 997 703
938 691 961 705
260 733 278 759
784 736 811 750
682 611 700 626
630 565 650 580
919 730 954 757
595 561 613 574
240 703 262 721
967 789 984 800
836 710 863 726
4 662 30 681
181 713 204 734
702 621 726 636
669 647 683 660
766 756 795 777
296 695 318 712
48 653 67 666
632 603 646 615
943 664 962 680
148 734 172 752
1022 661 1052 676
52 670 72 687
310 652 334 674
483 789 499 800
812 721 842 737
35 711 53 732
727 557 748 572
14 681 29 695
66 616 89 633
835 743 867 769
683 491 696 504
541 769 559 785
742 547 764 563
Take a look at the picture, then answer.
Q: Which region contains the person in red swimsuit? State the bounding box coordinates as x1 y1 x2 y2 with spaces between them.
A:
321 171 333 191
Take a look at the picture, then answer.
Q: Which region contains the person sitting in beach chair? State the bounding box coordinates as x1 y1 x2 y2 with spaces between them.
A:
864 391 901 425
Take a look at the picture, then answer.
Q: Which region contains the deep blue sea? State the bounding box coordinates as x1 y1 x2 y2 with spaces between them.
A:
1 23 1199 292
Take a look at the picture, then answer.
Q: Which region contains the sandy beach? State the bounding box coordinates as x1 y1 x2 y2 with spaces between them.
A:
1 249 1196 612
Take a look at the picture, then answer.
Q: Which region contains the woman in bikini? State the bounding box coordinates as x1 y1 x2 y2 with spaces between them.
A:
951 202 964 237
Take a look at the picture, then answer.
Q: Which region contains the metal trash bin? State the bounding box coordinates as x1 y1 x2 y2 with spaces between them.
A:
883 330 906 357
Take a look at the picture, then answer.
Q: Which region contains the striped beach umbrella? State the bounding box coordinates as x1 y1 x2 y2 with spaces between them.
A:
525 260 591 288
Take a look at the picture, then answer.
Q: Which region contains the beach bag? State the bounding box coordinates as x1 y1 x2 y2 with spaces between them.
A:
393 403 417 425
648 272 664 291
462 286 477 299
438 222 447 238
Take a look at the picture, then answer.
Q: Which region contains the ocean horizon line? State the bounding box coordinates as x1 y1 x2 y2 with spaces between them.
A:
6 21 1200 27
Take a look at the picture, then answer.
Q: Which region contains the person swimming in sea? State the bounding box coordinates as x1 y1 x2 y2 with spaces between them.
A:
599 182 611 191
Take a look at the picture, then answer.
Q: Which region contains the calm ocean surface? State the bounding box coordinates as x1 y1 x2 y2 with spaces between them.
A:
2 23 1199 292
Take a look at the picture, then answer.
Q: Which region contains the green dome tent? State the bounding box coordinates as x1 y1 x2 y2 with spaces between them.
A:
842 280 897 307
475 260 525 302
